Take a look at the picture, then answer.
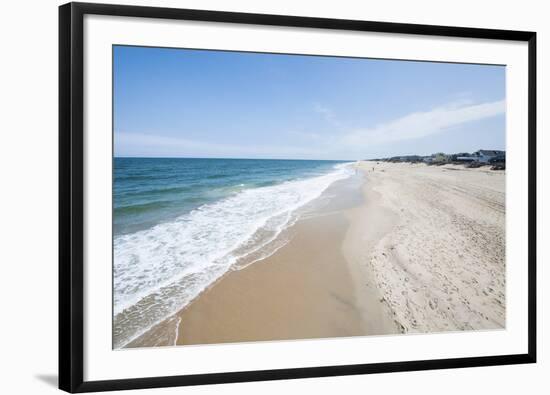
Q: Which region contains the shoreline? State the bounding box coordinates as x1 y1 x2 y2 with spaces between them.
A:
128 168 387 347
126 161 505 348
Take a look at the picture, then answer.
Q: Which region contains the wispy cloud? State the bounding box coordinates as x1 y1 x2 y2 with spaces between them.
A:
343 99 505 147
116 99 505 160
313 103 342 128
115 132 322 159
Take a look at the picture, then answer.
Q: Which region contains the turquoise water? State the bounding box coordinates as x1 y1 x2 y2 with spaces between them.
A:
113 157 353 348
114 158 346 235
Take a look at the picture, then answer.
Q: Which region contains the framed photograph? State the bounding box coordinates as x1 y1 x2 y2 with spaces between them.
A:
59 2 537 392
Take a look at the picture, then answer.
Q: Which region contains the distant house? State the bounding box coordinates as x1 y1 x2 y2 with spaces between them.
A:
472 150 505 163
455 154 476 162
449 152 476 162
489 153 506 163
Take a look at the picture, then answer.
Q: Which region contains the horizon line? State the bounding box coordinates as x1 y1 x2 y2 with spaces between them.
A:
113 156 357 161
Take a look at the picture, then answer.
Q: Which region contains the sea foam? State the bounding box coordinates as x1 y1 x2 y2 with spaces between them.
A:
113 162 354 348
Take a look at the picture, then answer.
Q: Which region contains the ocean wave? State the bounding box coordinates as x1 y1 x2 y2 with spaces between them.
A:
113 162 354 348
115 200 173 215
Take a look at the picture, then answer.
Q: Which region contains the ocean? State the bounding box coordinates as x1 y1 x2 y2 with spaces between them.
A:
113 157 354 348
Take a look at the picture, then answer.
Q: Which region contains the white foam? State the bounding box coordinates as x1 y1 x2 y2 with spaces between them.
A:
113 162 354 348
172 316 181 346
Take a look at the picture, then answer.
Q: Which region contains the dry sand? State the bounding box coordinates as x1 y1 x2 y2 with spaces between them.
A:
127 161 505 347
354 161 505 333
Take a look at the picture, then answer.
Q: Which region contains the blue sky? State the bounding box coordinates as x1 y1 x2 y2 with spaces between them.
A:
114 45 505 160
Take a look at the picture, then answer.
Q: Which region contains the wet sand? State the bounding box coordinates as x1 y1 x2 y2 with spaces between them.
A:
127 161 505 347
129 172 396 347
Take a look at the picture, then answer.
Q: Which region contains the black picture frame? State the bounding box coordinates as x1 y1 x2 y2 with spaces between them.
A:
59 2 537 393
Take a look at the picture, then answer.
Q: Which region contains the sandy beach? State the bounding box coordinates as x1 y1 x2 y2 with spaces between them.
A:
127 161 505 347
352 162 505 333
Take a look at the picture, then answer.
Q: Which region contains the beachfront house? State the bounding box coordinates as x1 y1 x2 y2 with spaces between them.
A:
423 155 434 163
454 153 476 162
472 150 505 163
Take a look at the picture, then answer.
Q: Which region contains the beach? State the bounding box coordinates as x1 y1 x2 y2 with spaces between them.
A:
126 161 505 347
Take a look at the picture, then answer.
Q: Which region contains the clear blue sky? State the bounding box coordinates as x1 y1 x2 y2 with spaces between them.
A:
114 45 505 160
